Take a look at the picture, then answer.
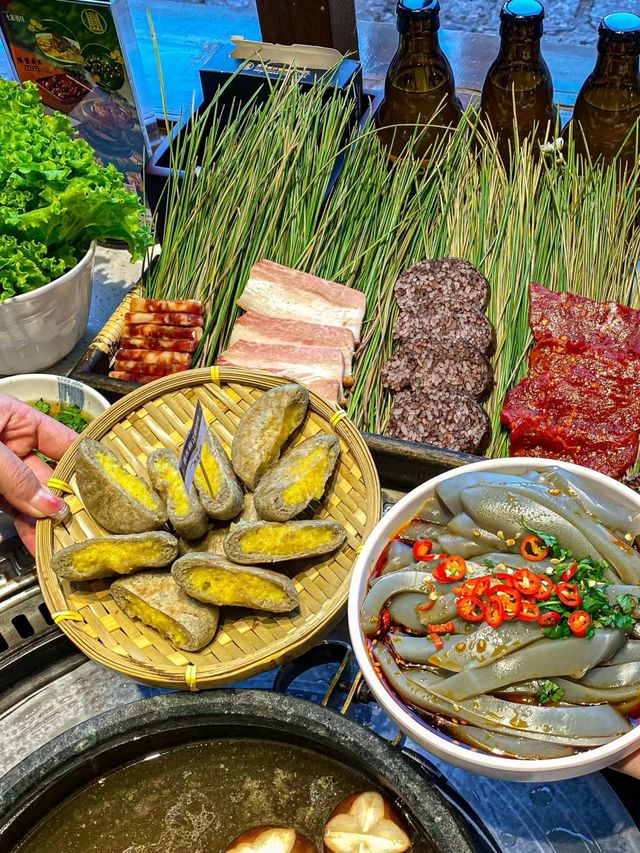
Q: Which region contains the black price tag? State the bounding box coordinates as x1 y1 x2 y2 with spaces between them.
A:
179 401 208 491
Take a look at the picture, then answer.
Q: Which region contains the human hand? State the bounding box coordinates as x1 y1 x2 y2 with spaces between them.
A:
614 751 640 779
0 393 77 554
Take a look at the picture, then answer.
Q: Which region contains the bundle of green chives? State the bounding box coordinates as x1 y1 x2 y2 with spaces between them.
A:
145 80 640 456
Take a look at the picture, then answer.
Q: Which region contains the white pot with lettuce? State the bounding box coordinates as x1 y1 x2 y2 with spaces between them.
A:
0 80 151 375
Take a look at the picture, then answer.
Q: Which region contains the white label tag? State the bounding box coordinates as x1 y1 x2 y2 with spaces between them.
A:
180 401 208 491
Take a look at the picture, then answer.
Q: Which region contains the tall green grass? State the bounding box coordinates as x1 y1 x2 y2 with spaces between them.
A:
145 77 640 455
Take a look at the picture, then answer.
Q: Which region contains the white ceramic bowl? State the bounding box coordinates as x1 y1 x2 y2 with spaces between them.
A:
0 374 109 421
0 244 95 375
348 457 640 782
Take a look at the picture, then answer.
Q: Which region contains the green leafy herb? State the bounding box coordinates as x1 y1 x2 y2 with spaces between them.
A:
483 558 496 568
521 522 559 550
616 593 637 615
0 78 151 300
31 399 90 464
599 611 637 631
542 622 572 639
522 533 640 640
521 521 571 561
54 404 91 433
536 680 566 704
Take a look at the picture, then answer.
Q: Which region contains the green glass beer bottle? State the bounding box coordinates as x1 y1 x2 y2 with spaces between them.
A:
480 0 558 161
375 0 462 162
564 13 640 170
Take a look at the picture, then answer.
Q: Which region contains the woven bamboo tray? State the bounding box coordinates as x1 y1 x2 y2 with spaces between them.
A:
35 368 381 690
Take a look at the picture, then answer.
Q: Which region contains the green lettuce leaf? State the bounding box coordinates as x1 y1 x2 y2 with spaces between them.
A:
0 235 70 301
0 78 152 289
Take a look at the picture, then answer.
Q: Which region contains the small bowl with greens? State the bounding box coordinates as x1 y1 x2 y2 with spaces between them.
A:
0 375 109 435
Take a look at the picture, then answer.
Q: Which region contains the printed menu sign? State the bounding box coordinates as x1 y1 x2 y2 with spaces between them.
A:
0 0 148 193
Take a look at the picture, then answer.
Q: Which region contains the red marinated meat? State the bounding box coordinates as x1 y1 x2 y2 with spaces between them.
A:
129 297 204 315
113 360 185 377
502 372 640 433
509 436 639 480
500 284 640 478
121 336 198 353
124 324 203 341
124 312 204 328
116 349 192 366
529 283 640 350
529 337 640 387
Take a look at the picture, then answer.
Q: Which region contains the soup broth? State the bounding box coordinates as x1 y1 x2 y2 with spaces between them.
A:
15 738 434 853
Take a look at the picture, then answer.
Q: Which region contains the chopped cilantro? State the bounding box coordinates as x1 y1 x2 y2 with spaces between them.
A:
517 531 640 640
599 611 636 631
521 521 559 550
542 622 572 639
616 593 637 615
484 558 496 568
536 680 566 704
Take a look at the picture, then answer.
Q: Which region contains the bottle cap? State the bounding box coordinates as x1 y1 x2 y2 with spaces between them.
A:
396 0 440 34
500 0 544 38
599 13 640 50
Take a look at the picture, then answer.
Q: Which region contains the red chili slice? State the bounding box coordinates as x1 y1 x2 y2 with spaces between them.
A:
495 572 515 586
556 582 583 608
568 609 592 638
380 608 391 634
455 576 489 597
433 556 467 584
428 631 445 650
512 568 541 596
519 600 541 621
520 534 550 561
485 594 505 628
472 576 493 598
535 575 555 601
539 611 562 627
491 584 522 620
456 595 485 622
412 539 433 561
561 561 578 582
428 621 456 634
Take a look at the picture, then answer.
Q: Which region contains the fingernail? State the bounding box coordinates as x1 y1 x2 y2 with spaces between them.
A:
31 488 66 517
50 502 72 526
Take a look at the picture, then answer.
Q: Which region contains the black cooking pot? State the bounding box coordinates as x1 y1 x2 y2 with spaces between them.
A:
0 690 494 852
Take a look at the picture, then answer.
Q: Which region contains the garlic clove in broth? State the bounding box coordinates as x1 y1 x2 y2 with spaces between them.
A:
323 791 411 853
225 826 317 853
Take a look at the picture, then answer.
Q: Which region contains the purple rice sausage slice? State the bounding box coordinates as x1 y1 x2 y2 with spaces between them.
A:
382 341 493 400
387 389 491 454
395 259 490 311
394 300 496 357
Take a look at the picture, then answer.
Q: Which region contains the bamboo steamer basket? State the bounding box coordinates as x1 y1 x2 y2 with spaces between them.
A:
36 368 381 690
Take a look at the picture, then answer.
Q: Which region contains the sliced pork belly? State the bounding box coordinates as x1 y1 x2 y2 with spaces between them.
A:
217 340 344 383
304 379 342 405
216 340 344 403
129 298 204 315
239 260 366 341
230 311 355 376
